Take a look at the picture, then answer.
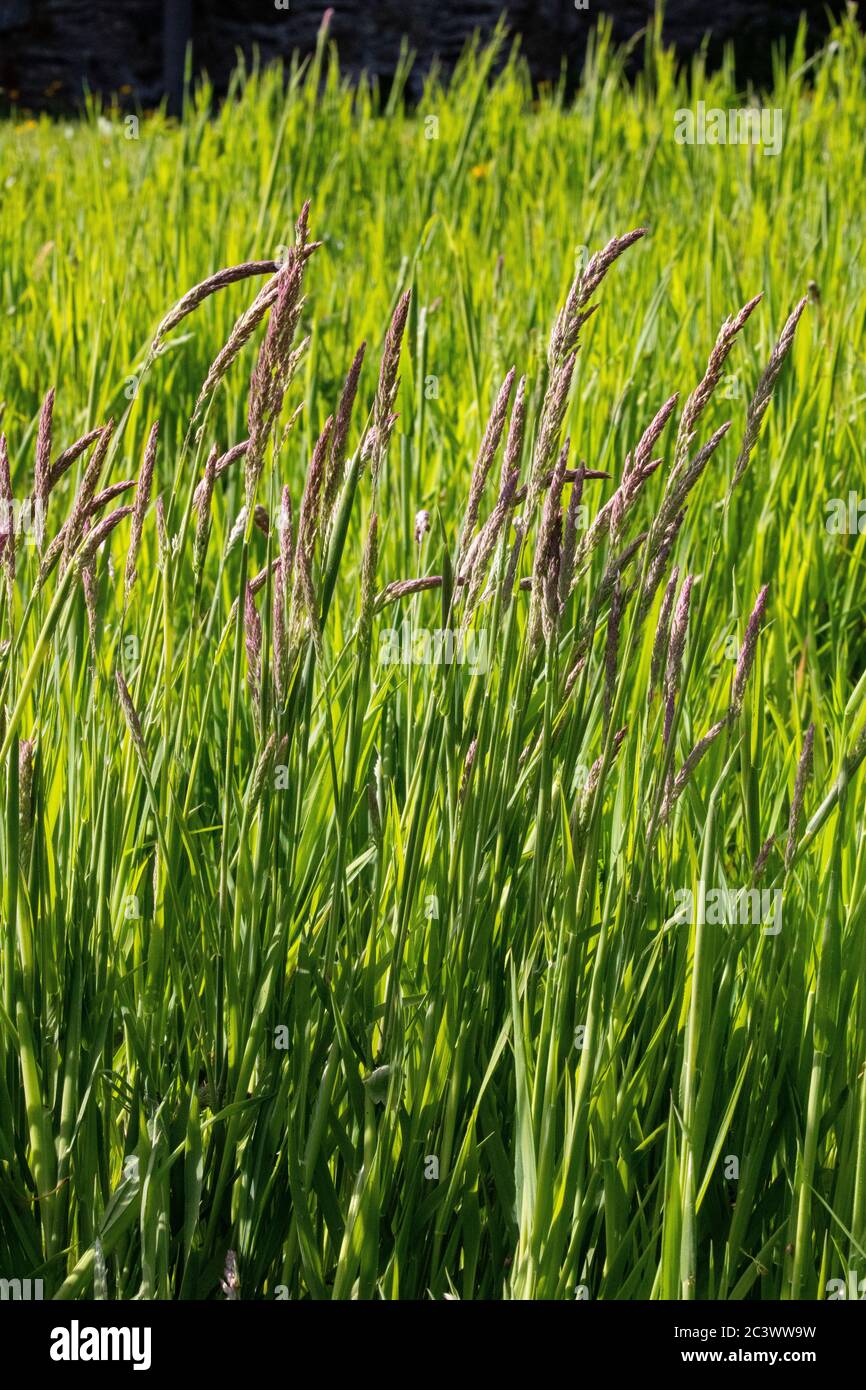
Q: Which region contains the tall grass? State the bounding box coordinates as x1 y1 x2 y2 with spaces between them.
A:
0 11 865 1299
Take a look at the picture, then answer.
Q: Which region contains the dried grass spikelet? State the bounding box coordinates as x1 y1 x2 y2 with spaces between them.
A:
0 432 14 586
564 526 648 696
373 575 442 613
18 737 34 870
247 559 278 599
224 504 270 558
662 575 695 745
648 565 680 704
728 298 807 497
658 717 727 824
155 495 169 574
558 464 586 608
294 542 322 659
569 396 676 595
124 420 158 605
368 290 411 486
571 725 628 846
501 357 575 630
193 445 218 589
272 561 288 705
192 440 250 510
194 275 282 417
557 414 651 686
458 367 515 568
636 508 685 627
785 721 815 870
654 421 731 542
500 373 527 491
358 511 379 654
33 386 55 549
278 484 294 614
244 217 314 510
115 670 147 756
151 251 318 354
672 293 762 473
459 737 478 806
244 581 262 714
75 505 134 571
502 515 526 608
460 376 528 606
462 465 521 615
61 418 115 571
47 426 104 494
298 419 332 559
631 392 680 478
220 1249 240 1301
248 734 278 816
271 487 295 703
39 481 135 587
603 578 624 736
528 438 568 652
289 419 332 650
245 263 304 509
80 529 99 664
549 228 647 368
223 559 281 638
526 353 576 521
414 509 431 547
752 835 776 883
323 341 366 533
729 583 770 720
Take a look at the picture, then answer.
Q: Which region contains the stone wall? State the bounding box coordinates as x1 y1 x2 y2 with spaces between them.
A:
0 1 853 111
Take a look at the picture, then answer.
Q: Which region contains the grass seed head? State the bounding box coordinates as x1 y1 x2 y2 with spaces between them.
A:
76 505 134 571
193 445 218 587
649 565 680 703
18 737 34 868
674 295 762 467
663 574 695 741
115 671 146 755
370 289 411 484
786 721 816 869
33 386 55 547
124 420 159 602
61 418 115 570
152 258 292 352
47 426 104 495
661 717 727 822
244 582 262 705
459 366 515 565
729 297 808 496
0 433 14 584
359 510 379 651
324 341 366 527
730 582 770 720
549 227 646 367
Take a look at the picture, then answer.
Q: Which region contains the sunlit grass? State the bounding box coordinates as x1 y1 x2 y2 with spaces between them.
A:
0 11 865 1300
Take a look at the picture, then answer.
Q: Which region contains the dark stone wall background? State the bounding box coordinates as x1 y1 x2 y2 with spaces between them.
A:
0 1 856 111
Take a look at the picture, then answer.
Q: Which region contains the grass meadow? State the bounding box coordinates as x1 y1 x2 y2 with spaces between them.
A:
1 10 866 1300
